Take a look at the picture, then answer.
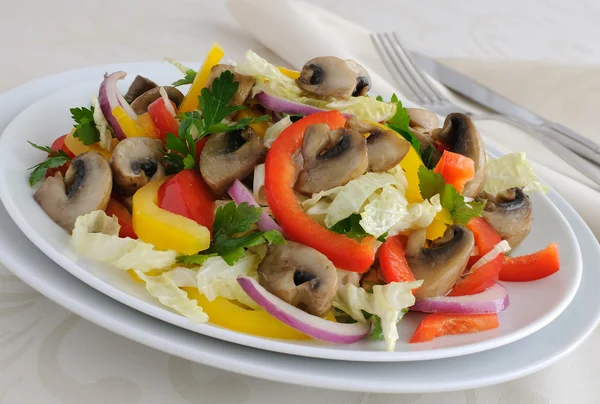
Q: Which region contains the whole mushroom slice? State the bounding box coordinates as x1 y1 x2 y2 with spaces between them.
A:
257 241 338 317
345 118 410 172
345 60 371 96
295 124 368 195
34 152 112 233
109 137 165 196
432 113 486 197
124 75 159 104
129 86 184 115
200 128 266 195
406 225 475 300
207 64 255 107
296 56 358 99
477 188 532 250
406 108 442 164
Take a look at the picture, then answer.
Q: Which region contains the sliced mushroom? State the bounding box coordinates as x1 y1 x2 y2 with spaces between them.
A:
407 108 442 165
124 75 158 104
296 56 358 99
345 60 371 96
129 86 184 115
477 188 532 250
257 241 338 317
432 113 486 197
109 137 165 196
345 118 410 171
295 124 368 194
405 226 475 300
206 64 255 106
34 152 112 233
200 128 266 194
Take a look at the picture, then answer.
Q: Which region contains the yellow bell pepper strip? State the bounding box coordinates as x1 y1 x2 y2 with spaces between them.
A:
180 43 225 112
64 128 117 160
277 66 301 79
184 288 310 339
132 179 211 255
112 106 147 138
234 108 271 137
136 112 160 139
426 209 453 240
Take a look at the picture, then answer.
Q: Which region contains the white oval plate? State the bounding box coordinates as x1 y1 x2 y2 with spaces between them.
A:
0 63 583 362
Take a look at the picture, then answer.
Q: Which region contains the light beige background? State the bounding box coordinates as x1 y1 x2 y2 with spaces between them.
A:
1 0 600 403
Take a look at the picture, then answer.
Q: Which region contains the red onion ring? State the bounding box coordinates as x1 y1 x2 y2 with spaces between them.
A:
98 72 138 140
411 283 510 314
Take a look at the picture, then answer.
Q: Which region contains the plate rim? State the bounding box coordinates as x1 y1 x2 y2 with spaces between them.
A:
0 63 584 363
0 64 599 393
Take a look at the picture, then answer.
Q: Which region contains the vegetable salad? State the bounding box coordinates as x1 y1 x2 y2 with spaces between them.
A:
28 43 560 351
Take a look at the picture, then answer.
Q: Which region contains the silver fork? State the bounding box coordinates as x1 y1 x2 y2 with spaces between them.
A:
371 31 600 187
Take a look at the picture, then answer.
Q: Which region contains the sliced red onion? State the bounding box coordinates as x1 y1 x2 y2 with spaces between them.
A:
227 179 283 233
411 283 509 314
237 276 370 343
99 72 138 140
255 91 353 118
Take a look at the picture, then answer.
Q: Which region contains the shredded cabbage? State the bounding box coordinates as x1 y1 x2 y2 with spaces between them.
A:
465 240 511 275
71 211 178 272
163 57 193 75
165 252 261 309
235 50 397 121
263 116 293 149
92 96 113 151
484 152 548 196
252 163 267 205
334 281 423 351
134 270 209 322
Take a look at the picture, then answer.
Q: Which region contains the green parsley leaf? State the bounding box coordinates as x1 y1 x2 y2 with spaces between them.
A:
421 145 435 167
375 95 383 102
454 200 486 226
27 141 72 186
206 202 285 265
417 166 485 225
330 214 370 239
70 106 100 145
159 72 270 174
176 253 217 265
172 69 197 87
384 95 421 156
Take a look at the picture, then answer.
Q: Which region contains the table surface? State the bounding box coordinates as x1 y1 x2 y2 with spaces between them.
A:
1 0 600 403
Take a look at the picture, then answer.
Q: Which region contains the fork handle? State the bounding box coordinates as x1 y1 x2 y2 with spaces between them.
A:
470 114 600 167
541 121 600 155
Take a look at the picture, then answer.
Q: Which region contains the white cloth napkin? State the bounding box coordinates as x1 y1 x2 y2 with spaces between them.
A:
227 0 600 238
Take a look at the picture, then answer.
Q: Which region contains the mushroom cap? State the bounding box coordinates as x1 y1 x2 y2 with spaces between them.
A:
109 137 165 196
129 86 184 115
207 64 255 107
124 75 158 104
200 128 266 195
346 118 410 172
296 56 358 99
406 225 475 300
34 152 112 233
295 124 369 195
345 60 372 97
257 241 338 317
433 113 486 197
478 187 532 250
406 108 442 164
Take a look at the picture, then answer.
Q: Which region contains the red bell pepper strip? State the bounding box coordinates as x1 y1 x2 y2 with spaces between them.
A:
500 243 560 281
147 98 179 142
448 218 503 296
46 134 75 178
409 313 499 343
433 150 475 194
264 111 377 272
157 169 216 230
378 235 415 284
105 198 137 239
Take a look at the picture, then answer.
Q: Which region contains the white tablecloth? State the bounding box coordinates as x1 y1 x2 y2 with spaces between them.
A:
1 1 599 402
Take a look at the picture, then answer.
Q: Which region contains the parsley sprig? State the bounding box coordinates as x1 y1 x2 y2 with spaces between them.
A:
27 142 72 186
177 202 285 266
417 166 485 225
162 70 270 173
330 214 387 242
385 94 422 156
70 106 100 145
172 69 197 87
